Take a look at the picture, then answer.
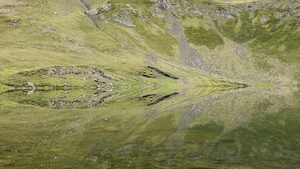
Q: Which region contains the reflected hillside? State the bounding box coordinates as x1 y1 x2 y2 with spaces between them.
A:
0 87 300 168
2 89 115 109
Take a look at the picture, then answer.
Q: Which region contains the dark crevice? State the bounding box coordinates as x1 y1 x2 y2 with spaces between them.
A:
138 94 156 100
142 74 155 78
227 82 250 88
79 0 90 10
148 92 179 106
79 0 125 46
147 66 180 80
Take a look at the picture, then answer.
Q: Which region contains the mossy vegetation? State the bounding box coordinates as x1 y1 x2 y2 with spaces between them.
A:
184 26 224 50
0 84 11 93
185 121 224 144
215 10 300 65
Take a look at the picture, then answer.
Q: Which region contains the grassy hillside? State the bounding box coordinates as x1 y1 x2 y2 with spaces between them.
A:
0 0 299 90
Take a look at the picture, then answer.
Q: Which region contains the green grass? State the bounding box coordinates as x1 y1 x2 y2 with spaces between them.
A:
215 10 300 65
2 0 300 88
0 84 11 93
184 26 224 50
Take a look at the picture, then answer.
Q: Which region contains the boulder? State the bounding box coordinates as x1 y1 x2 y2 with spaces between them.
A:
99 4 111 12
47 69 56 76
85 9 98 16
27 82 35 89
86 4 111 16
260 16 270 23
103 4 111 11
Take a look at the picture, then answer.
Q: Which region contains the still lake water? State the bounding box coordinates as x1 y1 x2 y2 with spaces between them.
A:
0 86 300 168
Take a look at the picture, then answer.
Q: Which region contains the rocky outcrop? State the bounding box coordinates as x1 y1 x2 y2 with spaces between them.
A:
152 4 166 19
4 66 117 89
111 10 137 28
215 7 235 19
85 9 98 16
273 6 300 19
150 0 204 19
274 12 289 19
186 10 203 16
244 3 259 12
290 6 300 17
260 16 271 23
126 4 137 13
27 82 35 89
228 6 243 14
85 4 111 16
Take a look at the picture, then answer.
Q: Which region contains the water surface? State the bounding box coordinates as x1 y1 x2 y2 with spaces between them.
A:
0 86 300 168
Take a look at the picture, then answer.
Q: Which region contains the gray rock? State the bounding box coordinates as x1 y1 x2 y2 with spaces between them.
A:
158 3 169 10
290 6 300 17
215 7 234 19
47 69 56 76
27 82 35 89
99 4 111 12
274 12 289 19
111 11 137 28
244 3 259 12
233 45 247 60
229 6 243 13
138 14 150 20
99 15 106 20
260 16 270 23
91 74 107 83
187 10 203 16
103 75 121 82
153 3 166 19
103 4 111 11
281 5 288 9
86 156 99 162
56 67 69 75
154 11 165 19
27 90 34 95
85 9 98 16
11 20 19 24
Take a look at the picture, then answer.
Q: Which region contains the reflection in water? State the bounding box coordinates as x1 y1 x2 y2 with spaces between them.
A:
2 89 115 109
0 87 300 168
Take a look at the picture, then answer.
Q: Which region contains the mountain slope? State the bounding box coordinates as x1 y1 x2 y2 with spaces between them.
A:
0 0 299 88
